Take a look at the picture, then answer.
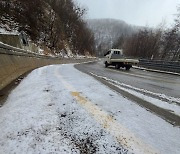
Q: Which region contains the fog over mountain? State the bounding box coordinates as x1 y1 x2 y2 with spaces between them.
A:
86 18 140 56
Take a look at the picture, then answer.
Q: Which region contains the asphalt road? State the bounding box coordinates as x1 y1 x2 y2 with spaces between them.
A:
75 59 180 126
77 59 180 98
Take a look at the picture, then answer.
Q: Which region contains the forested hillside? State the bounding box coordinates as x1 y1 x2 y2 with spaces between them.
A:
0 0 95 56
86 19 139 56
113 6 180 61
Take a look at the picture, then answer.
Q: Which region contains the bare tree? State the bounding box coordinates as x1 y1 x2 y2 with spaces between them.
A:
123 28 162 59
161 5 180 61
0 0 95 55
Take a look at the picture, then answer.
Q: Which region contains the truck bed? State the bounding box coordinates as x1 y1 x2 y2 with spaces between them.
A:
110 58 139 64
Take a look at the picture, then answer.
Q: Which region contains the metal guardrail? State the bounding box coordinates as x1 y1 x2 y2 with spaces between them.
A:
0 41 91 61
0 42 96 91
0 41 96 63
0 41 63 59
139 59 180 73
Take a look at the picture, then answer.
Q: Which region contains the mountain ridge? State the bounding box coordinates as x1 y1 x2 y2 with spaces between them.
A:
86 18 141 56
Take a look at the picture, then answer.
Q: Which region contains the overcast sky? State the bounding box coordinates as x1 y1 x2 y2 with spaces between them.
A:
74 0 180 28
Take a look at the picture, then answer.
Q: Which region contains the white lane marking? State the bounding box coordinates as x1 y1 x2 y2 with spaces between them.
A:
90 72 180 116
90 72 180 105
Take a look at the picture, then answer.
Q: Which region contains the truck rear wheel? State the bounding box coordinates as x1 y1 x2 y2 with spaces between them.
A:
125 65 131 70
115 64 120 69
105 62 109 68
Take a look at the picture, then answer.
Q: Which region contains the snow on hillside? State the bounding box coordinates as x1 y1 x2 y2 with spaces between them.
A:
0 28 18 35
86 19 139 55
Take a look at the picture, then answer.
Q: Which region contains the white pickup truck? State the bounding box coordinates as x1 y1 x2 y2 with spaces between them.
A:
104 49 139 70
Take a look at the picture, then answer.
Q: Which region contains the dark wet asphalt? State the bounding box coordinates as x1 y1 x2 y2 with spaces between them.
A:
76 59 180 98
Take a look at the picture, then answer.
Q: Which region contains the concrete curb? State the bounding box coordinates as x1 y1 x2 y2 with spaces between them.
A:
0 50 97 91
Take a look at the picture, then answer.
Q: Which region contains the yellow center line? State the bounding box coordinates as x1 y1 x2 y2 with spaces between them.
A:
55 67 159 154
71 92 158 154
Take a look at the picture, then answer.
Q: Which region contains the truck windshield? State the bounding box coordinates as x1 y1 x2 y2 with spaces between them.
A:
104 51 110 56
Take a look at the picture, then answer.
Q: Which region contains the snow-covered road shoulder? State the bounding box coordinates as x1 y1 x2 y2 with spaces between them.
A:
0 64 179 154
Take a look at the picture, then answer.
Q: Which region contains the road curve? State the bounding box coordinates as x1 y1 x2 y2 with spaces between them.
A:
75 60 180 126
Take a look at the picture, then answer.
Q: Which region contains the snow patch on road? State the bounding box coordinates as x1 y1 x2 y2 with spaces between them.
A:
90 72 180 116
0 64 179 154
52 64 180 153
0 65 128 154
